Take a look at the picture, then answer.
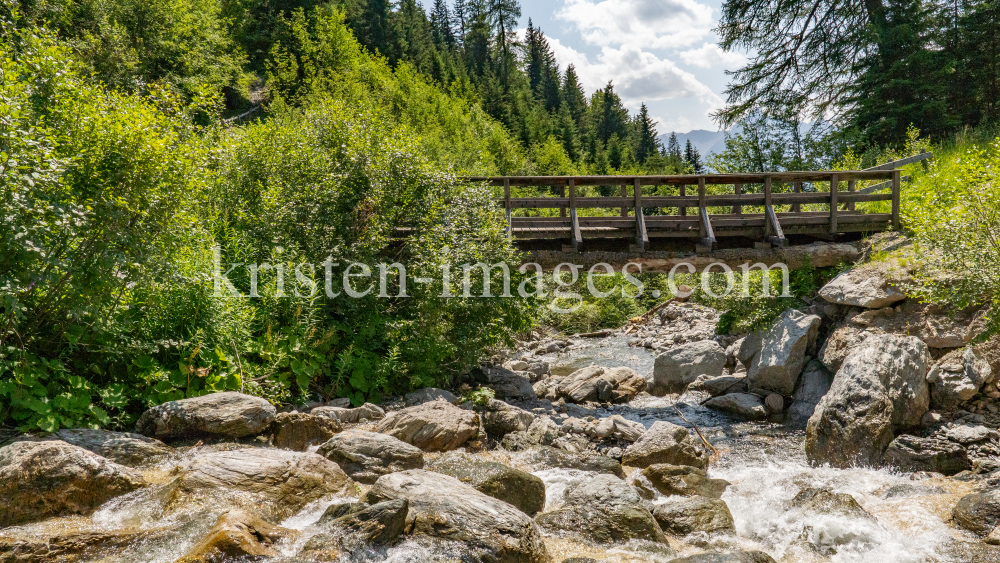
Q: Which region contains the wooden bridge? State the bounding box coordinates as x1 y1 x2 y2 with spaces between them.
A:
467 156 928 253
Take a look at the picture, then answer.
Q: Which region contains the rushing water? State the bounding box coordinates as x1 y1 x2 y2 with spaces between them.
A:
0 335 986 562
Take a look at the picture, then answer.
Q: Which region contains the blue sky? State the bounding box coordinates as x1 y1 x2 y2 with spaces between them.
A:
498 0 744 134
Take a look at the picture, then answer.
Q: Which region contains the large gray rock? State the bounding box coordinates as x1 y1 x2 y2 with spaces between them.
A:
819 269 906 308
557 365 647 404
373 400 480 452
162 448 354 521
818 325 866 373
317 429 423 484
428 452 546 516
926 347 992 410
135 392 276 439
301 500 408 558
311 403 385 424
703 393 768 421
651 340 727 395
954 489 1000 536
622 421 709 469
269 412 341 451
484 366 538 402
501 415 562 451
0 440 146 527
688 374 747 397
806 335 931 468
535 473 668 545
404 387 458 406
669 552 777 563
882 434 972 476
363 469 550 563
746 309 820 396
479 399 535 439
631 463 729 499
651 495 736 535
517 446 625 478
788 360 834 427
789 488 875 521
47 428 173 466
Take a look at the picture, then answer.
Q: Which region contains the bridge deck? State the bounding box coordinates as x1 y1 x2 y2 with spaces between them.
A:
467 169 903 252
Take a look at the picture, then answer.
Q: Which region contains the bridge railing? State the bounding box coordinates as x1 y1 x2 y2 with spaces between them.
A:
465 170 902 252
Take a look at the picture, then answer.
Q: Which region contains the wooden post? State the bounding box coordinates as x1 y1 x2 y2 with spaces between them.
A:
847 179 856 211
679 184 687 216
698 177 707 238
634 178 647 251
559 185 566 218
764 176 772 237
830 173 839 234
569 179 582 250
503 178 511 238
791 181 802 213
892 170 901 230
732 183 742 215
620 184 627 217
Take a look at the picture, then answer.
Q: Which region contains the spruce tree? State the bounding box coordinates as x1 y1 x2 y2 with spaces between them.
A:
634 103 660 164
684 139 703 173
667 132 683 160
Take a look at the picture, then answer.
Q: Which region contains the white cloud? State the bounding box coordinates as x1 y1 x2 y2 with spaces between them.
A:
679 42 747 69
547 38 723 109
556 0 714 50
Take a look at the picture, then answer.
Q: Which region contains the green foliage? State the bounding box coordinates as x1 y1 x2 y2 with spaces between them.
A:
902 135 1000 336
461 386 495 406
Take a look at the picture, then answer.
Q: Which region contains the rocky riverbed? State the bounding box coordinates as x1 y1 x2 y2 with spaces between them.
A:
3 263 1000 563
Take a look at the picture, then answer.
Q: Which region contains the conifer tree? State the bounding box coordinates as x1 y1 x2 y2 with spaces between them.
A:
634 103 660 164
666 132 683 160
684 139 703 173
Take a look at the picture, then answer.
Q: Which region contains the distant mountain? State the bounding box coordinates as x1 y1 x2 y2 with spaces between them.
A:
658 128 734 159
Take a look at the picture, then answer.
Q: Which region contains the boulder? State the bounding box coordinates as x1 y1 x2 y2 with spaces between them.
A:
517 446 625 478
480 399 535 439
651 495 736 535
404 387 458 406
269 412 341 451
300 500 408 559
535 473 668 545
632 464 729 499
954 489 1000 536
805 335 931 468
818 269 906 308
746 309 820 396
49 428 172 466
651 340 727 395
161 448 354 521
818 325 866 373
788 360 834 427
789 488 875 521
135 391 276 439
502 415 561 451
736 333 762 370
557 365 647 404
428 452 546 516
669 552 777 563
374 400 480 452
688 374 747 397
926 347 992 410
316 429 423 484
311 402 385 424
703 393 768 421
484 366 538 402
0 528 170 563
532 378 560 402
592 415 645 442
945 424 992 444
174 509 294 563
363 469 550 563
622 421 709 469
882 434 972 476
0 441 145 527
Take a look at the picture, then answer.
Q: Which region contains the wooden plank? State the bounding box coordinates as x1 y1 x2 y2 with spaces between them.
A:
847 179 856 211
698 177 707 238
466 170 896 186
733 183 742 214
791 181 802 212
858 175 910 194
680 184 687 216
770 192 833 205
560 185 566 217
863 151 933 172
830 173 838 234
892 170 901 230
620 184 627 217
700 207 716 248
504 178 512 238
